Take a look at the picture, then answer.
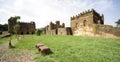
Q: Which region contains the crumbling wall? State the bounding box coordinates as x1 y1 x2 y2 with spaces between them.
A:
72 24 120 37
8 17 35 34
58 28 67 35
51 29 57 35
17 22 35 34
72 25 94 36
58 27 72 35
94 24 120 37
45 21 66 35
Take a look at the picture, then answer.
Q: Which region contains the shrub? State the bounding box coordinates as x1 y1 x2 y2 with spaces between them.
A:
36 29 42 36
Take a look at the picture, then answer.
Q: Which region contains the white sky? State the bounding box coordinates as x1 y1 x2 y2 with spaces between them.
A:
0 0 120 28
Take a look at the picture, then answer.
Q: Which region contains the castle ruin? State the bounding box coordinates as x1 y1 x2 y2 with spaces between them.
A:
45 21 72 35
45 9 120 37
71 9 120 37
8 17 36 34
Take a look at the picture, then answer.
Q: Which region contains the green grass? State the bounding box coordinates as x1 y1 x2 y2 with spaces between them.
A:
13 35 120 62
0 35 16 45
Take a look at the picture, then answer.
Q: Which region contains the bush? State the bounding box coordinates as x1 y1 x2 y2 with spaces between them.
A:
36 29 42 35
0 31 2 35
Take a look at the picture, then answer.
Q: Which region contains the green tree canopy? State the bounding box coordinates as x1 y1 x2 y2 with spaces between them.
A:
0 24 8 31
14 22 20 34
36 29 42 35
115 19 120 28
12 16 21 34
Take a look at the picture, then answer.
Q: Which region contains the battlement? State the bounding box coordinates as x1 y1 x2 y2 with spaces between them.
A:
18 21 35 24
71 9 101 20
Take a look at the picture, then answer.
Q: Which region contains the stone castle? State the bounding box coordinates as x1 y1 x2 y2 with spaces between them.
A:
45 9 120 37
44 21 72 35
8 17 36 34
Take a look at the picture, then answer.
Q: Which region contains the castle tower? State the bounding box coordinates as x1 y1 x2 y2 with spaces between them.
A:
8 17 17 33
62 23 65 28
101 14 104 24
70 9 104 36
56 21 60 28
49 21 53 30
30 21 36 34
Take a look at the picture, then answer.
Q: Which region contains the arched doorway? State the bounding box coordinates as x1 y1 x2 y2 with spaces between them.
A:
27 32 29 34
32 32 34 34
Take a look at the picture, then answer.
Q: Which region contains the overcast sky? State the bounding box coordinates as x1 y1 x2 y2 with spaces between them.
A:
0 0 120 28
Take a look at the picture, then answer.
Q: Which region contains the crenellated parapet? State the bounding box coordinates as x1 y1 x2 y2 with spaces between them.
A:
71 9 101 20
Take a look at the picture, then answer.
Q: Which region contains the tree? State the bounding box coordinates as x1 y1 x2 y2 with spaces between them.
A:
13 18 20 40
9 16 20 48
0 24 8 31
115 19 120 28
14 16 20 21
14 22 20 34
36 29 42 36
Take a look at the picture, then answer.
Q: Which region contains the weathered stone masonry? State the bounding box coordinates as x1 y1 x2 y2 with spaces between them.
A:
70 9 120 37
45 21 72 35
8 17 36 34
45 9 120 37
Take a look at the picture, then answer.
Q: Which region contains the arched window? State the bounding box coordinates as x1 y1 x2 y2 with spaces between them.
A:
83 20 87 26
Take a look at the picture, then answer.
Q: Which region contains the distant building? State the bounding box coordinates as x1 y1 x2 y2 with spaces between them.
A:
44 21 72 35
8 17 36 34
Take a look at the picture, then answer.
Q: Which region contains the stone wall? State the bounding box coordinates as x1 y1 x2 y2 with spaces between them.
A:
70 9 120 37
44 9 120 38
45 21 68 35
8 17 36 34
58 28 67 35
17 22 35 34
71 23 120 37
71 9 104 36
58 27 72 35
94 24 120 37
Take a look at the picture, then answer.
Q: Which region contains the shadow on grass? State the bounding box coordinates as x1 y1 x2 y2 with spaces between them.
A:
9 46 16 48
41 51 53 56
36 51 53 56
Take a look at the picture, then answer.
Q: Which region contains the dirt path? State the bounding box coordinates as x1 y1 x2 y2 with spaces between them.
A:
0 42 9 60
0 36 35 62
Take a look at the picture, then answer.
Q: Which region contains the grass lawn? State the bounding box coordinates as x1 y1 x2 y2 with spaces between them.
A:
0 35 16 45
11 35 120 62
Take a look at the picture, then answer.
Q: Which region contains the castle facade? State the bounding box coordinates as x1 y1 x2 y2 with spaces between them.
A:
70 9 120 37
8 17 36 34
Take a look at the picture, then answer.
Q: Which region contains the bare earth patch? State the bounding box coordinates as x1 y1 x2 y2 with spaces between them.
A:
0 37 35 62
0 48 34 62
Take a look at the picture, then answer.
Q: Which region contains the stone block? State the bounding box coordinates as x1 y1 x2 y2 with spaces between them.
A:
38 46 51 53
36 44 51 53
36 44 44 48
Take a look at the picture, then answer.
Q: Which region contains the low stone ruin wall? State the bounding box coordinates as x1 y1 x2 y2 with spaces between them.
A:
94 24 120 37
58 27 72 35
